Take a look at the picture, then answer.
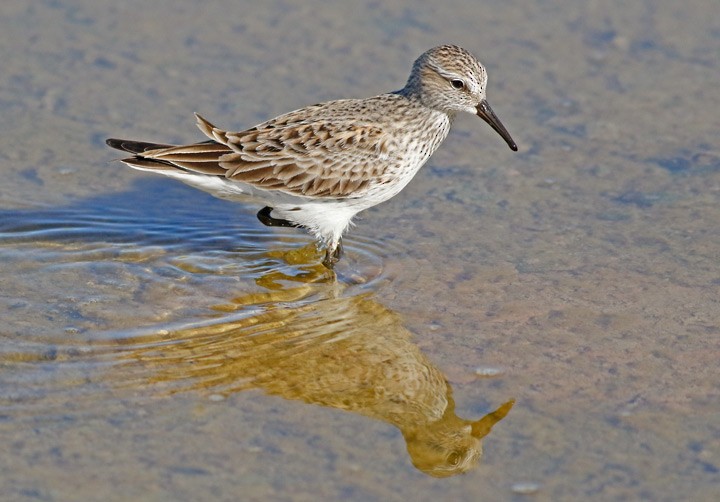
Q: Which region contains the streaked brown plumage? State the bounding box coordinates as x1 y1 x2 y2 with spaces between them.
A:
107 45 517 268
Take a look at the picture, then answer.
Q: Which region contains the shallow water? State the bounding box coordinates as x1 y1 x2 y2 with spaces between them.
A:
1 0 719 500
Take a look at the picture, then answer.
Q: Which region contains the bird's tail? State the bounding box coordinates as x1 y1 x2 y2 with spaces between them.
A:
105 117 232 176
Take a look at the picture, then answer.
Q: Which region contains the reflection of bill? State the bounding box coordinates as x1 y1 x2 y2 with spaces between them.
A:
119 254 513 477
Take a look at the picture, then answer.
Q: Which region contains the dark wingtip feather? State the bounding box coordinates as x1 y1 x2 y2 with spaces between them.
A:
106 138 126 150
105 138 174 154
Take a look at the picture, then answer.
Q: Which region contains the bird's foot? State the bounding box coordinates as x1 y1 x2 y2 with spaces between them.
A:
322 240 344 269
257 206 302 228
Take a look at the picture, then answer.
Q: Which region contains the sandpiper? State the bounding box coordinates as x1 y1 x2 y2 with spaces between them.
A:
106 45 517 268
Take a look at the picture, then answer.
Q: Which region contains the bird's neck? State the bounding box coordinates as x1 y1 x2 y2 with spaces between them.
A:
393 86 455 122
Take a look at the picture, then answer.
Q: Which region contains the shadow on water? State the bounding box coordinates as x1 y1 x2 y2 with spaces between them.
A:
0 179 512 478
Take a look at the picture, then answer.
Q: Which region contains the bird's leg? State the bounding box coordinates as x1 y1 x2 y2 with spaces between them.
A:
256 206 303 228
322 239 344 269
258 207 343 268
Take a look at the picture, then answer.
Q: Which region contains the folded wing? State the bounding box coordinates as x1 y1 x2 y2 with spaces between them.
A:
108 105 396 199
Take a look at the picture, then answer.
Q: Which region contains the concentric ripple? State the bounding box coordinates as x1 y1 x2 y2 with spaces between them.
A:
0 182 398 421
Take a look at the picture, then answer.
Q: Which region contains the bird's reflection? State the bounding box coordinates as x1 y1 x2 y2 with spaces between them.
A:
118 245 513 477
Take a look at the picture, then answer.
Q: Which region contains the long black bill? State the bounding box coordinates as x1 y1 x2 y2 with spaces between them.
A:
476 99 518 151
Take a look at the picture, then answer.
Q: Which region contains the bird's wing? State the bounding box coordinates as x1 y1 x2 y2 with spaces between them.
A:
140 104 398 198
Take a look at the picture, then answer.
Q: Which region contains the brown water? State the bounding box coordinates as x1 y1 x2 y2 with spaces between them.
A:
1 0 719 500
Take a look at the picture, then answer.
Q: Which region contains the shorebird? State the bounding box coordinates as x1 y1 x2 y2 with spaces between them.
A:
106 45 517 268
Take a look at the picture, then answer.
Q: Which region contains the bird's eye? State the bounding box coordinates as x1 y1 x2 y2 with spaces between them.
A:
450 79 465 90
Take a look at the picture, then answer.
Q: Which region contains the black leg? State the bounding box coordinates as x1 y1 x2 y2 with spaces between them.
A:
257 206 302 228
321 239 343 269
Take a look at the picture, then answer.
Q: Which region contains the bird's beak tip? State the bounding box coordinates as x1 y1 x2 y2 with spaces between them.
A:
476 100 517 152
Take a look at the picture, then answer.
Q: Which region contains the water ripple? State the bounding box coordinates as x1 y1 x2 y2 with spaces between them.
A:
0 181 398 420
